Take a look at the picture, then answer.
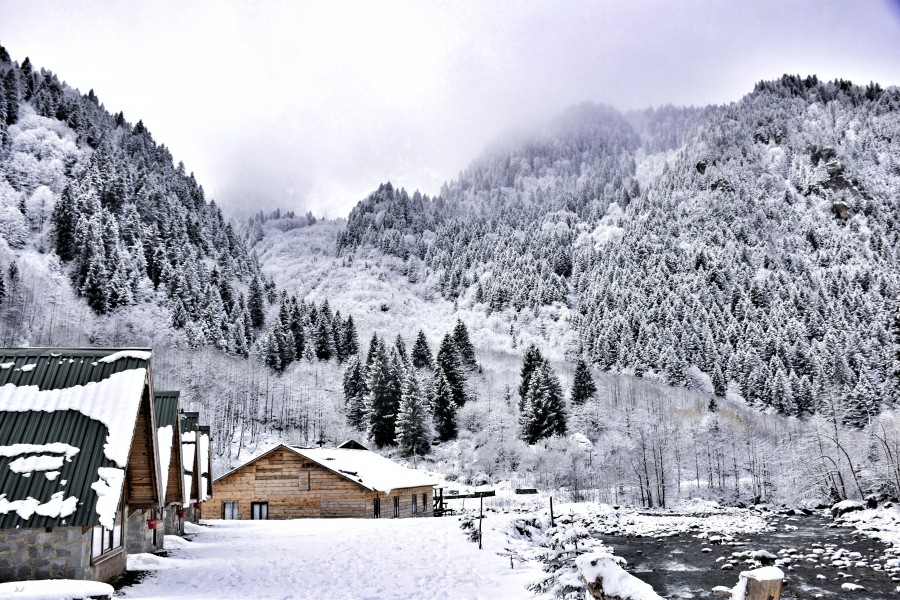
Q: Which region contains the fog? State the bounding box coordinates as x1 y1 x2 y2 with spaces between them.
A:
1 0 899 218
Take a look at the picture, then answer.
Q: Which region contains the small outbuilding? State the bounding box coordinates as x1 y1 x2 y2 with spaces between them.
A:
0 348 164 583
213 443 434 520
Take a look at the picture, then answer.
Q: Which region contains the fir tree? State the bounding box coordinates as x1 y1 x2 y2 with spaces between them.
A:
518 344 544 411
453 319 477 369
436 333 467 406
395 365 432 455
315 316 335 361
520 361 567 444
570 358 597 405
711 363 726 398
342 315 359 358
394 333 408 364
411 330 433 369
843 371 876 428
431 366 457 442
343 356 367 431
366 342 399 447
248 276 266 328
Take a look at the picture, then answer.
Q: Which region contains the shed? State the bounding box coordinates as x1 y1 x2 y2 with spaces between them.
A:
0 348 164 583
213 444 434 519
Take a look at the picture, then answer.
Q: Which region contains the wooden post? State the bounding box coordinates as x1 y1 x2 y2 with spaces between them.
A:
550 496 555 527
478 495 483 550
746 578 781 600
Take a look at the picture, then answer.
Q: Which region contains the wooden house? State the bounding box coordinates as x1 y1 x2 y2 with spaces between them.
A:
212 444 434 519
154 391 187 538
0 348 164 583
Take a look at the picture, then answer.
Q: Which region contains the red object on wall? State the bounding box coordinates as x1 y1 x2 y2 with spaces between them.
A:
176 508 186 519
147 518 159 530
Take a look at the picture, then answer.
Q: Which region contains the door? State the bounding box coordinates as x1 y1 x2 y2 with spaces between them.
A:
251 502 268 520
223 501 238 520
393 495 400 518
373 497 381 519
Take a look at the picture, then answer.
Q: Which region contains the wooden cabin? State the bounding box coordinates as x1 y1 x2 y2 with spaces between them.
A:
0 348 164 583
212 444 434 519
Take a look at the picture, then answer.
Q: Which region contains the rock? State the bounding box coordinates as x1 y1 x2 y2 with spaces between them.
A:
720 564 734 570
831 201 850 221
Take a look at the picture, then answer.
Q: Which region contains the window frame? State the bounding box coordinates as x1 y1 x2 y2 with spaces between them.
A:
251 501 268 520
223 500 238 519
373 497 381 518
393 495 400 518
90 511 123 563
412 494 418 514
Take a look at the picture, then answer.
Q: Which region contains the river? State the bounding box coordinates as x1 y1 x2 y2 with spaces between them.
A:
600 512 898 598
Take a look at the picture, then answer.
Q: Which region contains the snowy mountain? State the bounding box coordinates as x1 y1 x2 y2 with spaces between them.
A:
2 40 899 507
335 77 900 421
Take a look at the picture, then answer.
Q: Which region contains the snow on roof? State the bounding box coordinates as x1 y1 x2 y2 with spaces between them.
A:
158 424 173 503
0 368 147 468
98 349 153 364
288 447 435 494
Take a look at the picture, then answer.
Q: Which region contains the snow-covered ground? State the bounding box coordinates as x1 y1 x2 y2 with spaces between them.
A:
121 519 540 600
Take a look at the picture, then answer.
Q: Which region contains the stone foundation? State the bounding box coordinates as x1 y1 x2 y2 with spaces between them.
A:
0 527 92 582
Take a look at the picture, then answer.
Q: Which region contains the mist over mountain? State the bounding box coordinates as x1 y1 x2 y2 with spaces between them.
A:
339 76 900 422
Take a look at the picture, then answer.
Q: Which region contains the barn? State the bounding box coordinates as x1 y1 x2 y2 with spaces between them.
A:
0 348 164 583
212 443 434 519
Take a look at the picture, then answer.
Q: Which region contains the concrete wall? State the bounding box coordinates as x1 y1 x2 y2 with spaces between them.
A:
0 527 92 581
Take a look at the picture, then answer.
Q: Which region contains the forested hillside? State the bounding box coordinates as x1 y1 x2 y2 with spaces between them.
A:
339 76 900 422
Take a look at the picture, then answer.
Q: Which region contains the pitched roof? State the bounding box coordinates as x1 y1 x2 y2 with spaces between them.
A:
181 411 199 505
288 447 434 493
198 425 212 500
0 348 152 529
154 391 184 506
337 439 368 450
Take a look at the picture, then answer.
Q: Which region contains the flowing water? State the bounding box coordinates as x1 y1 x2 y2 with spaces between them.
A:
599 513 899 598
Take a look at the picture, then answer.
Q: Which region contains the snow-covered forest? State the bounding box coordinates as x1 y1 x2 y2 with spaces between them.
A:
1 43 899 510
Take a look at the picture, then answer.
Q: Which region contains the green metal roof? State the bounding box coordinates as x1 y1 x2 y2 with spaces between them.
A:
0 348 152 529
154 390 180 428
181 411 199 434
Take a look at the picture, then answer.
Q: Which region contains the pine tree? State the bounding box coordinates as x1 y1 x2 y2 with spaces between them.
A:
366 342 399 447
343 356 367 431
342 315 359 358
431 366 457 442
395 365 431 455
315 316 335 361
518 344 544 411
520 361 567 444
453 319 477 369
394 333 409 364
711 363 726 398
436 333 467 406
893 296 900 404
843 371 876 428
4 69 19 126
411 330 433 369
248 276 266 328
570 358 597 405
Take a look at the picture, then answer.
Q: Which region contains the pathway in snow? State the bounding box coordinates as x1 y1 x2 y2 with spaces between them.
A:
120 518 538 600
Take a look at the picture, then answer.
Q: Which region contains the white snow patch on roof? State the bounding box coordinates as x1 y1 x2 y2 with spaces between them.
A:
0 362 15 369
9 454 65 474
0 443 80 459
91 467 125 529
157 425 173 503
97 349 152 364
0 368 147 467
35 491 78 518
45 471 60 481
19 364 36 372
289 447 435 494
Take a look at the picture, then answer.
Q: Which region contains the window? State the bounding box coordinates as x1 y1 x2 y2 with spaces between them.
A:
393 495 400 518
223 501 238 520
251 502 268 520
91 512 122 561
423 493 428 512
412 494 418 514
373 497 381 519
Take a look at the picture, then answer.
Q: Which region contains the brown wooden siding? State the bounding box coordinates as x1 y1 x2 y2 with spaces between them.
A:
126 388 160 507
213 448 432 519
164 427 183 506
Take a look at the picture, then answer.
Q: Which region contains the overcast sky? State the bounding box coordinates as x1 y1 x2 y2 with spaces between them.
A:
1 0 899 218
